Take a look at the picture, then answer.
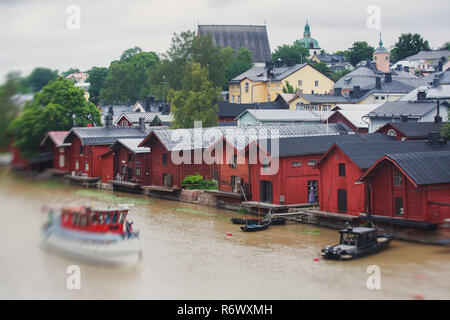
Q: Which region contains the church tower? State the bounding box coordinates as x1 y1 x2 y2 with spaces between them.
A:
373 33 390 73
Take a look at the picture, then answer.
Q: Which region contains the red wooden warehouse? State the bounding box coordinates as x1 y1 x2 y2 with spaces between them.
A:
40 131 71 173
358 150 450 227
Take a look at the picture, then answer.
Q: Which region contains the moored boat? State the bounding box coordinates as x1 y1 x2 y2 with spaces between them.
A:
321 225 392 260
41 205 141 266
240 221 271 232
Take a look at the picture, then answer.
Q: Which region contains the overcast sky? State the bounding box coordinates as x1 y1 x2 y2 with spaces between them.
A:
1 0 449 81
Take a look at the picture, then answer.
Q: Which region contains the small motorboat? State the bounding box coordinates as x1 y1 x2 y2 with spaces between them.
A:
240 220 271 232
321 225 392 260
231 218 260 225
41 205 141 266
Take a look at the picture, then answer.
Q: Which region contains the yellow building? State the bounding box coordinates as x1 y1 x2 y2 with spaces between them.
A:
228 63 334 104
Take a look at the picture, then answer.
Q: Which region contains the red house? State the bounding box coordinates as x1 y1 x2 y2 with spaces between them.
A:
315 136 450 217
40 131 71 173
375 122 443 140
139 128 222 189
358 150 450 227
107 139 151 186
325 109 369 133
63 118 150 184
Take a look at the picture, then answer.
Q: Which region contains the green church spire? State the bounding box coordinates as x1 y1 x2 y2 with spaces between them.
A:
379 32 383 47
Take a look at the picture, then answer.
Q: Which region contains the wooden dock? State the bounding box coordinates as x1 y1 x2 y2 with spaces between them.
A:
109 180 143 193
241 201 314 211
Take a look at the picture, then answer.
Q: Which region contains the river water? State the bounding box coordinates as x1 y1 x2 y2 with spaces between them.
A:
0 169 449 300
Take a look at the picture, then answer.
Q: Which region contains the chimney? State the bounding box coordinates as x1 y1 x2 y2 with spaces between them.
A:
417 90 427 101
438 60 443 72
139 117 146 131
435 100 442 124
375 76 382 90
334 88 342 96
400 115 408 122
396 64 402 71
87 123 93 127
433 75 440 88
352 86 360 98
428 132 440 146
105 114 113 129
108 106 114 115
385 73 392 83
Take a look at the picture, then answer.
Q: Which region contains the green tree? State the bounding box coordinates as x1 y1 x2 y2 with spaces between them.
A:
310 62 332 78
225 47 253 84
330 69 352 82
120 46 143 62
0 72 20 148
272 42 310 66
282 81 296 94
390 33 431 62
23 67 59 92
8 78 101 158
61 68 81 77
100 50 160 104
87 66 108 105
169 62 220 128
442 114 450 138
345 41 375 67
440 42 450 50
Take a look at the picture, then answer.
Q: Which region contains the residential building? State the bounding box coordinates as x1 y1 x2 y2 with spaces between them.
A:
229 63 334 104
375 122 444 140
235 109 329 126
39 131 71 173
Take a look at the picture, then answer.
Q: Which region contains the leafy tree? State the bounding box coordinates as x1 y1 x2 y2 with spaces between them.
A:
8 78 101 158
442 114 450 138
310 62 332 78
390 33 431 62
23 67 59 92
169 62 220 128
282 81 296 94
225 47 253 85
87 66 108 105
120 46 143 62
440 42 450 50
345 41 375 66
0 72 20 148
272 42 310 66
61 68 81 77
330 69 352 82
100 50 160 104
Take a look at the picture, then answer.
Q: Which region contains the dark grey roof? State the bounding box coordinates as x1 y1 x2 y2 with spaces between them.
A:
366 101 440 118
379 122 443 138
385 150 450 185
198 25 271 63
218 101 286 118
300 94 354 104
64 127 150 146
260 133 394 157
334 139 450 170
405 50 450 61
110 139 150 153
114 112 161 125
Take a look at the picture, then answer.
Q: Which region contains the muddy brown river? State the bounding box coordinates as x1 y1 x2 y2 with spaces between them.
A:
0 169 449 299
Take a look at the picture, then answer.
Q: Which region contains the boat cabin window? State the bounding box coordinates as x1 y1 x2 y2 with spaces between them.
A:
341 232 357 245
104 213 111 225
112 212 118 224
119 212 127 224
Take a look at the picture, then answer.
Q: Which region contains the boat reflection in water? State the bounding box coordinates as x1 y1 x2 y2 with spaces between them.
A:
41 205 141 266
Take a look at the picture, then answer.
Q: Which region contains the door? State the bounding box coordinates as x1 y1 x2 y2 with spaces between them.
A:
307 180 318 203
127 168 133 181
260 181 273 203
338 189 347 213
394 197 404 216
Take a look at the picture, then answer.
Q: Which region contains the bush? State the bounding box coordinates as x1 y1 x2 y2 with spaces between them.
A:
182 174 218 190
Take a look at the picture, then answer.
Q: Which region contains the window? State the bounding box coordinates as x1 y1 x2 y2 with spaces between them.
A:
338 163 346 177
59 155 65 168
230 154 237 168
292 161 302 167
231 176 240 192
394 172 402 186
381 96 385 100
59 147 64 153
162 153 167 166
315 80 319 87
245 82 249 93
121 165 126 175
395 197 404 216
232 95 235 103
237 96 240 103
298 80 303 86
387 129 397 137
75 161 79 170
262 158 270 171
375 96 379 100
135 167 141 177
163 173 173 187
128 153 132 162
308 160 317 166
80 145 84 155
84 162 89 172
112 212 118 224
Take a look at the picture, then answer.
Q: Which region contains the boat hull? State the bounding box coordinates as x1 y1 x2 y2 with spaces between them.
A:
41 223 141 267
322 236 392 261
